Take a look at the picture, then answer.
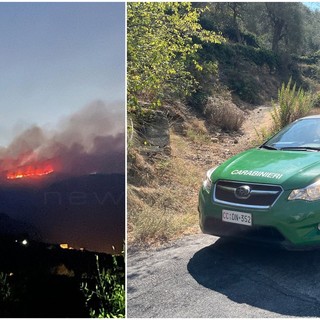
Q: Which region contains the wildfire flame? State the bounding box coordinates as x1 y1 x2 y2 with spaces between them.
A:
6 163 54 180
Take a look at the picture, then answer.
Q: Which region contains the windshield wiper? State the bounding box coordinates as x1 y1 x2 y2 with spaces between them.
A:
280 146 320 152
260 145 278 150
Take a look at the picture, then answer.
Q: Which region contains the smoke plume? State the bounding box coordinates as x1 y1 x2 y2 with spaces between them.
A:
0 100 125 178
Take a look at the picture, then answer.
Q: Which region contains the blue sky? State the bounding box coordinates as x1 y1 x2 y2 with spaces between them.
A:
0 3 125 146
303 2 320 10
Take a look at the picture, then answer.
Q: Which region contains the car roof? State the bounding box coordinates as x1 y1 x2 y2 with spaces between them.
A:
299 114 320 120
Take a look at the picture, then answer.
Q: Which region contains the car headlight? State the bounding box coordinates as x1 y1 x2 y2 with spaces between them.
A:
288 180 320 201
202 167 217 193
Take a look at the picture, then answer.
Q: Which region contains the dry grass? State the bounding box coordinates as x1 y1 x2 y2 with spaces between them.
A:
127 148 156 186
204 96 245 131
184 119 211 143
127 132 203 248
127 103 274 249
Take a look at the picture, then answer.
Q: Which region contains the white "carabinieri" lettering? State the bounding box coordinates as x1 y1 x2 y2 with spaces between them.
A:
231 169 283 180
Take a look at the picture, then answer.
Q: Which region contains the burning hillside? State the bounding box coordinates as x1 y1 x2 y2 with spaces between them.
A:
0 101 125 253
6 162 54 180
0 101 124 182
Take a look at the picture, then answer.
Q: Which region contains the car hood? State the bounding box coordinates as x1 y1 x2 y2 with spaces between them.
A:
213 148 320 190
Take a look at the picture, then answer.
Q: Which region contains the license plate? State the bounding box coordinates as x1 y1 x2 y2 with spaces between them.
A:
222 209 252 226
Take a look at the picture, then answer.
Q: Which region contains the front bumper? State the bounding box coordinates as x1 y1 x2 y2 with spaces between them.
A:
199 186 320 250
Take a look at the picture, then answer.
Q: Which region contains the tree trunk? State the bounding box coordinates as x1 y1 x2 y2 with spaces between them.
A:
233 12 241 43
272 19 285 53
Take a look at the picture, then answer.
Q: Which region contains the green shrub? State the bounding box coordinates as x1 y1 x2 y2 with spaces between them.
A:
81 254 125 318
227 70 261 104
188 90 209 111
292 53 320 65
271 78 314 133
242 32 260 48
0 272 12 304
202 43 279 72
313 92 320 108
0 272 17 317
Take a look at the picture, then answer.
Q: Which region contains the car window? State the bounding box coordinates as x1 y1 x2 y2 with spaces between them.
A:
265 119 320 149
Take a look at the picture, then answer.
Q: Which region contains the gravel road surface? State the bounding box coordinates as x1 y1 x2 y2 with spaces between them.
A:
128 234 320 318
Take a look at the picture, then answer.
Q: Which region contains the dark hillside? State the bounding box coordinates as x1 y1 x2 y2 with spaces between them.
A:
0 235 124 317
0 173 125 253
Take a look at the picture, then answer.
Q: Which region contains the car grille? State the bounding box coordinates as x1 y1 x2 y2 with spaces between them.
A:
214 180 283 208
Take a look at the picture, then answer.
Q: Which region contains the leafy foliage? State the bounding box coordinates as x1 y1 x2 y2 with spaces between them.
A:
202 2 320 56
128 2 320 114
271 78 314 133
127 2 224 113
198 42 279 104
0 272 17 317
81 253 125 318
0 272 12 304
265 2 304 53
203 43 279 72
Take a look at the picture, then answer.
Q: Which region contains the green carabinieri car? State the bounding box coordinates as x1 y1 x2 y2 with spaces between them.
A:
199 115 320 250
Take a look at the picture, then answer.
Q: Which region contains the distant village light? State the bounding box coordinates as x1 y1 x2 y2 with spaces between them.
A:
21 239 28 246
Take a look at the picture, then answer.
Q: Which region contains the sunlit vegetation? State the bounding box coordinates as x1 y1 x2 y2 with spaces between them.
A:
127 2 320 247
127 2 224 113
271 78 315 133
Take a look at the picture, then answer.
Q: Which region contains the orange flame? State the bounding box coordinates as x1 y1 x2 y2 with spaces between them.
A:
6 163 54 180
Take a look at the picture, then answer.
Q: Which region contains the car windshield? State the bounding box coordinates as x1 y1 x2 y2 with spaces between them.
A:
263 118 320 151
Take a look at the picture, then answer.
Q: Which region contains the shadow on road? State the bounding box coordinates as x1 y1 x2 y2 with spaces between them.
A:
188 238 320 317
